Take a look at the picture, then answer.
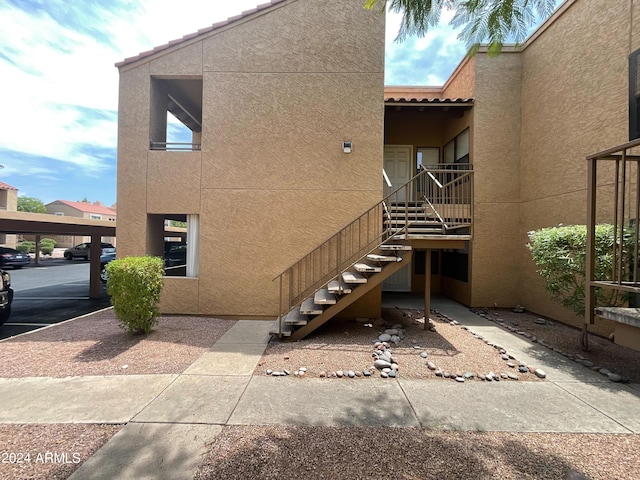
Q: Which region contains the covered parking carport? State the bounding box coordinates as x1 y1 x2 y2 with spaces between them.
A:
0 210 115 299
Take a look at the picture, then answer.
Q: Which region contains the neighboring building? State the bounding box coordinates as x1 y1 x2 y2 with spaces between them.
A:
116 0 640 347
0 182 18 248
45 200 117 247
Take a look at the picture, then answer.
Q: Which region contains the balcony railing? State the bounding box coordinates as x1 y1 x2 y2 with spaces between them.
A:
150 141 201 151
585 138 640 347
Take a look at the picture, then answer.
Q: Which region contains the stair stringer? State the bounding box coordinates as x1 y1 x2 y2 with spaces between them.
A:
288 249 413 341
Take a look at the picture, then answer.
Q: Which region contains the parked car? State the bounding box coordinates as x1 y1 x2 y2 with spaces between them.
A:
0 269 13 325
64 242 115 260
100 251 116 283
0 247 31 269
164 243 187 268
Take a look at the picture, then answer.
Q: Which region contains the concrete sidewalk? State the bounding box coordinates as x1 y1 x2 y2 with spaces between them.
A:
0 296 638 479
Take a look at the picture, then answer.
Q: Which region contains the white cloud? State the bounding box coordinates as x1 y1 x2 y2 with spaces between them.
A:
0 0 449 176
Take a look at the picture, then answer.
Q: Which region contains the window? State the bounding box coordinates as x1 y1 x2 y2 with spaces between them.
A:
414 250 439 275
442 241 469 282
417 147 440 172
90 214 102 220
55 212 64 216
630 48 640 140
148 214 199 277
444 128 470 165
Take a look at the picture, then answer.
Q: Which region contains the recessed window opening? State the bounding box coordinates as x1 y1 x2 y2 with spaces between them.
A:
151 214 199 277
150 77 203 151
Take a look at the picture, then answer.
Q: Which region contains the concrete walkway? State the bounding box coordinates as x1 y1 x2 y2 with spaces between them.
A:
1 296 638 478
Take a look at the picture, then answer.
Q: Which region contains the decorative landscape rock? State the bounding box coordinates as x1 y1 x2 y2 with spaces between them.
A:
507 373 519 380
607 373 622 382
374 359 392 370
427 361 436 370
534 369 546 379
420 352 428 358
378 333 392 342
455 376 465 382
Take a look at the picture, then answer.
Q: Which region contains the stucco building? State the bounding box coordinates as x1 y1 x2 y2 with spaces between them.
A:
116 0 640 346
45 200 117 247
0 182 19 248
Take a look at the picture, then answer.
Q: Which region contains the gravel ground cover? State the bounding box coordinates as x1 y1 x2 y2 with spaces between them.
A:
195 425 640 480
0 309 236 378
2 301 640 479
0 424 121 480
256 307 543 381
476 308 640 382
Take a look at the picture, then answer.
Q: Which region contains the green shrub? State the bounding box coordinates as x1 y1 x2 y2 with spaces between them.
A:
526 224 627 317
106 256 165 335
40 238 57 248
40 245 53 255
16 241 35 253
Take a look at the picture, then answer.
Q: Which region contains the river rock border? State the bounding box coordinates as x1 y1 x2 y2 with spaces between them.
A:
423 310 545 382
264 310 551 382
470 307 631 383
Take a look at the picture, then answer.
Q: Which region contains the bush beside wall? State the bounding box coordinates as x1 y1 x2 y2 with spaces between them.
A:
106 256 165 335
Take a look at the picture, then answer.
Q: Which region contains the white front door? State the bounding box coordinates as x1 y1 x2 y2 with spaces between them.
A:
383 146 413 200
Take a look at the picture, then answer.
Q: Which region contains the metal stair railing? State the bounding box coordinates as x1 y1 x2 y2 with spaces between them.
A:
273 164 474 335
419 164 474 231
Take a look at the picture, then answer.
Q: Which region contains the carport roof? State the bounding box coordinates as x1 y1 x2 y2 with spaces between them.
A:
0 210 115 237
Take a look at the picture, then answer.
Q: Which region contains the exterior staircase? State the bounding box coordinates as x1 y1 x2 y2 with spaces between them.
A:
270 164 473 341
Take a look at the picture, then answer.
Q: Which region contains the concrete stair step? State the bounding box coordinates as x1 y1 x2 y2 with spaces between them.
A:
366 254 400 262
269 319 294 336
327 279 352 294
379 244 411 251
283 306 308 326
300 297 323 315
354 262 382 273
342 271 367 284
314 288 337 305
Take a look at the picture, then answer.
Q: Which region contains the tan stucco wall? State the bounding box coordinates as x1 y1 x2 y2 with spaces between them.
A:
517 0 633 329
118 0 385 317
443 56 476 99
0 189 18 248
468 52 522 307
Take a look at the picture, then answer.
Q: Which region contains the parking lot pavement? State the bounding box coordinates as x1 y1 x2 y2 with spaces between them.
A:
0 261 111 340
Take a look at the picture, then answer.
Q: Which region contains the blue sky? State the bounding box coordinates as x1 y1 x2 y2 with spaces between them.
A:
0 0 559 207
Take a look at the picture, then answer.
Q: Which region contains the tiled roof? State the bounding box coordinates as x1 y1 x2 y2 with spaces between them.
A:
0 182 17 191
116 0 288 67
385 97 474 104
49 200 117 216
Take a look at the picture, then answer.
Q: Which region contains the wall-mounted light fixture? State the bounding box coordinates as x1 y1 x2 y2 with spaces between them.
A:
342 141 352 154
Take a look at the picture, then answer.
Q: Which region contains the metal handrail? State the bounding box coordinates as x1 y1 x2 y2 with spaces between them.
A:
273 165 474 334
149 141 201 151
